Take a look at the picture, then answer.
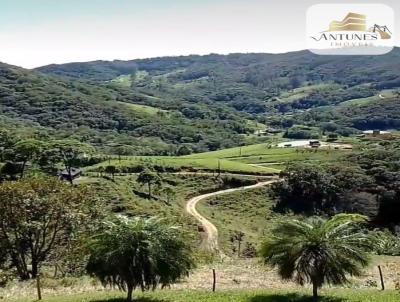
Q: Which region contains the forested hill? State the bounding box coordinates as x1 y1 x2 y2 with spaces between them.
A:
35 48 400 133
1 49 400 155
0 62 252 155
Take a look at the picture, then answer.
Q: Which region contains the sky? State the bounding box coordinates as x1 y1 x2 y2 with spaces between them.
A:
0 0 399 68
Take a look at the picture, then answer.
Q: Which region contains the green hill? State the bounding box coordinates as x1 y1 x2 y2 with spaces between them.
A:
1 49 400 157
0 63 254 155
36 49 400 134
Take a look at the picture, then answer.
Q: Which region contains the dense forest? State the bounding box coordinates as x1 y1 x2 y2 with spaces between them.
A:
0 63 251 155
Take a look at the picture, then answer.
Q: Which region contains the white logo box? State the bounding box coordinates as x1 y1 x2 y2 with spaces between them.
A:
307 4 394 55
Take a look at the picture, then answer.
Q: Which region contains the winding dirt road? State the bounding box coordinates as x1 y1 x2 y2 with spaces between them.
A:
185 179 278 253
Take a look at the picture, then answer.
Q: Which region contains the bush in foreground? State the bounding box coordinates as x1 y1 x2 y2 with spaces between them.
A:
86 216 194 301
261 214 373 300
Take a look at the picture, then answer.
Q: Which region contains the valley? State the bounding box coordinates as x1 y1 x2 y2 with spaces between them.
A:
1 49 400 302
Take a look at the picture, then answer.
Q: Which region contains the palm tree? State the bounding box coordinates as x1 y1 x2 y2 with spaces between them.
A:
261 214 373 300
86 216 194 301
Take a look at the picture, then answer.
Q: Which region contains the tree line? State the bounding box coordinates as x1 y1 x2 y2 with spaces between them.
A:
270 142 400 228
0 130 93 183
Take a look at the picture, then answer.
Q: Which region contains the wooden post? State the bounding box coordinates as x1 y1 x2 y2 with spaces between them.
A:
378 265 385 290
36 273 42 300
212 269 216 292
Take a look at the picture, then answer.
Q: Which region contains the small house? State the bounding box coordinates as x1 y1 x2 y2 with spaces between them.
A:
309 140 321 148
59 168 82 182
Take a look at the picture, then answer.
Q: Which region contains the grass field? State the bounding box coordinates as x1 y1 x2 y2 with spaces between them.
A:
274 84 340 104
339 90 396 107
110 74 132 87
230 150 344 165
184 145 348 171
9 289 400 302
87 141 352 176
117 101 168 116
111 71 151 87
185 144 343 160
184 144 281 159
87 156 280 175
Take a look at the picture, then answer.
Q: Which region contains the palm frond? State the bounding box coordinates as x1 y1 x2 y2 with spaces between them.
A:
261 214 372 291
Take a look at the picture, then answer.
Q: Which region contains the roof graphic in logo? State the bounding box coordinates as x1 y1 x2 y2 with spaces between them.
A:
325 12 392 40
328 12 367 31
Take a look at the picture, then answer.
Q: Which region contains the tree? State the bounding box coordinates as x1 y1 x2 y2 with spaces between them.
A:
0 177 101 298
112 145 133 162
271 164 337 214
8 139 43 178
98 166 105 177
261 214 373 300
0 162 20 181
242 242 257 258
86 216 194 302
289 76 301 89
283 127 319 140
137 169 161 199
0 130 17 162
176 145 192 156
271 164 374 215
230 231 245 258
162 186 176 205
51 140 93 184
37 146 61 175
105 165 117 180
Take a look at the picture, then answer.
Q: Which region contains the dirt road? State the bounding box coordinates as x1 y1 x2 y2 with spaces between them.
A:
185 179 278 253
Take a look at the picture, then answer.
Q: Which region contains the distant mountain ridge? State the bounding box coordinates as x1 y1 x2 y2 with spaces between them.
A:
35 48 400 84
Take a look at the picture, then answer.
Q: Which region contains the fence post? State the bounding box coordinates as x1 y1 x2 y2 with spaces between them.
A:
212 269 216 292
378 265 385 290
36 273 42 300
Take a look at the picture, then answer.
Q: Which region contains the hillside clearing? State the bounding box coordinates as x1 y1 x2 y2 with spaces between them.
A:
273 83 341 104
117 101 168 116
339 90 396 107
87 156 280 175
185 145 349 167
